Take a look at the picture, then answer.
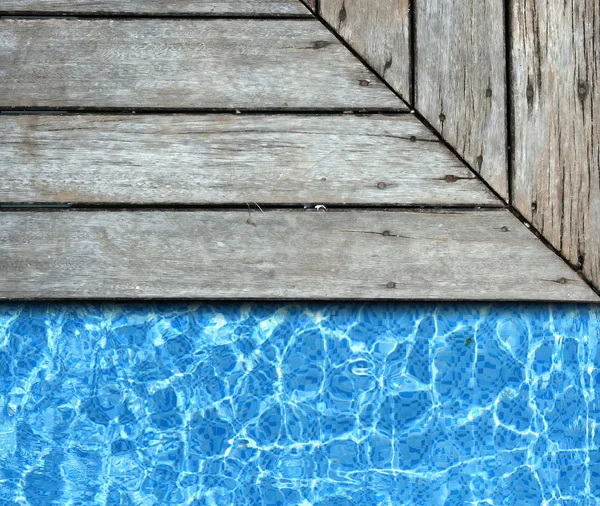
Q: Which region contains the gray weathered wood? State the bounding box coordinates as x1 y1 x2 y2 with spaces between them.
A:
0 0 311 15
415 0 508 200
0 114 498 206
301 0 316 13
0 210 596 301
0 19 403 110
320 0 410 102
511 0 600 292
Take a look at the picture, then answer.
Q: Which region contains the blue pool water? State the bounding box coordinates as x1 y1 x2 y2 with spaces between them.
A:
0 303 599 505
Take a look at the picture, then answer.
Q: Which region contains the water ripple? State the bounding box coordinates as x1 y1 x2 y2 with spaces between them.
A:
0 303 598 505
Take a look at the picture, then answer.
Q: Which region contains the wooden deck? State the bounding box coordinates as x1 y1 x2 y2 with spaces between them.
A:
318 0 600 298
0 114 494 206
0 1 597 301
0 0 311 16
0 19 401 111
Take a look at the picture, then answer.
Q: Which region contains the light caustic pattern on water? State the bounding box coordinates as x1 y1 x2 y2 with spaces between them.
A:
0 304 599 505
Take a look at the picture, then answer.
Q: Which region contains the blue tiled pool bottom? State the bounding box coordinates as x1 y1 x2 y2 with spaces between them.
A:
0 304 599 505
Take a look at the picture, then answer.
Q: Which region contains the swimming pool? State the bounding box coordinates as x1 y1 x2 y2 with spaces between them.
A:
0 303 598 505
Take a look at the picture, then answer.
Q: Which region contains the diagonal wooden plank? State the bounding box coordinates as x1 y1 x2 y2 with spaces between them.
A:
0 0 311 15
511 0 600 292
0 114 498 206
0 19 403 110
415 0 508 200
302 0 316 13
0 210 596 301
319 0 411 102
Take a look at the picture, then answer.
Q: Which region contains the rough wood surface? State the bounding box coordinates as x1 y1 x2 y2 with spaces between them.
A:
0 114 498 206
0 0 310 15
415 0 508 200
511 0 600 292
0 19 403 110
319 0 410 102
0 210 596 301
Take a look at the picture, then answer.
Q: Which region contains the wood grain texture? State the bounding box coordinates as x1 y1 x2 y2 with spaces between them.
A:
0 114 498 206
0 0 311 15
319 0 411 102
0 19 403 110
0 210 596 301
511 0 600 291
415 0 508 200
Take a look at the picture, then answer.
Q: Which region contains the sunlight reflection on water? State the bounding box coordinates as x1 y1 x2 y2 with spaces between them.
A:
0 303 598 505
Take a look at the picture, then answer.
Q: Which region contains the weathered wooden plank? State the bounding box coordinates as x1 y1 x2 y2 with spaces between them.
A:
0 0 311 15
0 114 498 206
415 0 508 200
301 0 316 13
319 0 410 102
0 210 596 301
511 0 600 292
0 19 403 110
